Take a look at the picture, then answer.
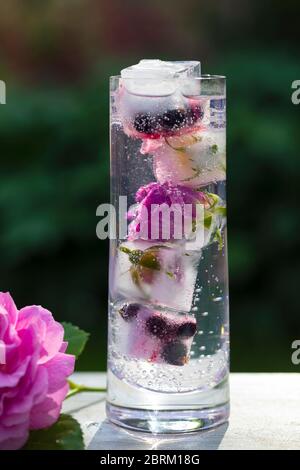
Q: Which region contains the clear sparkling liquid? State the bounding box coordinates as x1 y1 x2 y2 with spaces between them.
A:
108 118 229 404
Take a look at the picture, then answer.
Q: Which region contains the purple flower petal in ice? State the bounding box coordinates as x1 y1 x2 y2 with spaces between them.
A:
128 182 208 242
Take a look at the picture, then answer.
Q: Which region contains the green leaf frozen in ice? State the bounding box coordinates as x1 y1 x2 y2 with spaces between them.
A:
139 251 161 270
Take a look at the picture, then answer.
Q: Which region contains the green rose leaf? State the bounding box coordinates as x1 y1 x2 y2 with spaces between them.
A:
23 414 84 450
128 249 143 265
205 191 220 208
62 322 89 358
215 206 227 217
130 267 141 286
139 251 161 270
165 271 175 279
210 144 218 154
204 211 213 229
214 228 224 251
119 246 131 255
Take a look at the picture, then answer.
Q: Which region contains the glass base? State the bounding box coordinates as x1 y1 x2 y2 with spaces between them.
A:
106 402 229 434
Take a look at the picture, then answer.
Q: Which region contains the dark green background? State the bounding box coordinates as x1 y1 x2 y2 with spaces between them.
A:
0 0 299 371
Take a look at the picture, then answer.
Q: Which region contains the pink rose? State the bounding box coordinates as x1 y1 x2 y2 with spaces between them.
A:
127 182 209 242
0 292 75 450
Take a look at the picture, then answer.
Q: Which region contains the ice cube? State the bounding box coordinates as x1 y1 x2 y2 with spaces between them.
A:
115 302 197 365
111 240 201 312
117 59 203 138
150 129 226 188
121 59 200 77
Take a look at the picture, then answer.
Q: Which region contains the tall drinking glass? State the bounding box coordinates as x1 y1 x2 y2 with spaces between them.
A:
107 60 229 433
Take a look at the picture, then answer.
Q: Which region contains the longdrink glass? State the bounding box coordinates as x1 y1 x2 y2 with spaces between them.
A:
107 60 229 433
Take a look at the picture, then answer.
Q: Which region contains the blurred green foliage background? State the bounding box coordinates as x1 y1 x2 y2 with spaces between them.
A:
0 0 299 371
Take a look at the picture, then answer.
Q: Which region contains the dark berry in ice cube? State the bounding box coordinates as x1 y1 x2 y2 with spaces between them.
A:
162 341 188 366
146 315 169 339
177 321 197 338
161 109 185 130
186 105 204 125
133 104 203 138
133 113 155 135
119 303 140 321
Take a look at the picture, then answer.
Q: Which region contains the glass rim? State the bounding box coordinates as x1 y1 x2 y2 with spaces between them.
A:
110 74 226 81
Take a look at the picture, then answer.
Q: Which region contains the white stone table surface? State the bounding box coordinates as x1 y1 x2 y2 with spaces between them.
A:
62 373 300 450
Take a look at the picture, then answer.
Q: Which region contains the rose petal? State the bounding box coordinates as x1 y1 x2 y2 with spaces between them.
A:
18 306 64 362
29 383 69 430
0 293 18 327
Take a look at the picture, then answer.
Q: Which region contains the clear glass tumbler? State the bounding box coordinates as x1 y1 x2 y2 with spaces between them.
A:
107 60 229 433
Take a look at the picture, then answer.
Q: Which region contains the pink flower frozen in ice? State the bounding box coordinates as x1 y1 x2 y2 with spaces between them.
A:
0 292 75 450
128 182 209 242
